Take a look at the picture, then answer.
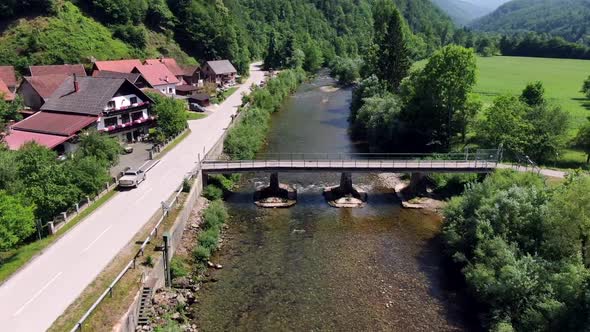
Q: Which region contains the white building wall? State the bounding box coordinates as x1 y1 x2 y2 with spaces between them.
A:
153 83 176 96
109 94 144 110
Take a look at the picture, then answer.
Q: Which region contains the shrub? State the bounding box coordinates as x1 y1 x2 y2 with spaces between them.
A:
201 200 228 230
169 257 188 279
182 178 192 193
193 245 211 262
202 185 223 200
144 255 154 267
198 228 220 249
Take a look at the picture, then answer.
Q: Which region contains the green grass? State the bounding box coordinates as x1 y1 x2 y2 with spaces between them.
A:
212 87 239 104
0 190 117 284
415 55 590 169
474 56 590 134
186 111 207 120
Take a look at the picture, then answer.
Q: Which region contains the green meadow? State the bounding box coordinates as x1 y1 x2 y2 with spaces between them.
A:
474 56 590 133
415 56 590 168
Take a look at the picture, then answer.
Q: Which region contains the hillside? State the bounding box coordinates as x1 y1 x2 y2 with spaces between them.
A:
432 0 490 25
0 0 456 75
470 0 590 45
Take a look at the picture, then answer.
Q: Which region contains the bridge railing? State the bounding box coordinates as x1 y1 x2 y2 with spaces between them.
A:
209 151 500 162
202 151 500 170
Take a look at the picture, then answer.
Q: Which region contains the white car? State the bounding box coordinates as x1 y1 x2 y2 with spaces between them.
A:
118 169 147 188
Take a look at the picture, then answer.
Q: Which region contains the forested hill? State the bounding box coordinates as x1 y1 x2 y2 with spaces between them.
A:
470 0 590 45
431 0 510 25
0 0 454 75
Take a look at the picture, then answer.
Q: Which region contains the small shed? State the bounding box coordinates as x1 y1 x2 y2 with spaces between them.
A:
188 93 210 108
176 84 200 96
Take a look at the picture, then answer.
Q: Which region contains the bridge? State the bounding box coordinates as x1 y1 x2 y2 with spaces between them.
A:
201 151 501 174
201 151 501 205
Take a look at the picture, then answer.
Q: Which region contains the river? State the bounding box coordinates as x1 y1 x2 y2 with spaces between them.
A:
194 73 471 331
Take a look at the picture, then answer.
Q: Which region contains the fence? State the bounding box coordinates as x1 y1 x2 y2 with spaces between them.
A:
70 157 204 332
46 171 128 236
71 91 255 332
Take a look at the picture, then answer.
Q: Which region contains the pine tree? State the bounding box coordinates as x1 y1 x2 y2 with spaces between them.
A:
372 0 411 90
264 31 281 70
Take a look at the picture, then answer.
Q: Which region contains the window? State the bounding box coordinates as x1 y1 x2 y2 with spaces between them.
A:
168 87 173 94
107 100 116 109
131 112 143 121
120 113 130 124
130 97 138 104
104 117 118 127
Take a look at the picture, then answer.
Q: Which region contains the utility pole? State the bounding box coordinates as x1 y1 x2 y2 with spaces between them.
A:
163 232 171 287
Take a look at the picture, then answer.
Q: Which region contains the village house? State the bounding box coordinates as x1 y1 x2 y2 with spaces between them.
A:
94 70 149 89
0 66 17 101
201 60 237 86
18 74 69 111
144 58 185 83
29 64 87 77
5 76 154 152
92 59 142 75
132 64 179 96
181 66 201 86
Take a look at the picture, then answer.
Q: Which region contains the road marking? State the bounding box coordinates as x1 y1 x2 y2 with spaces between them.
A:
13 271 63 316
82 225 113 253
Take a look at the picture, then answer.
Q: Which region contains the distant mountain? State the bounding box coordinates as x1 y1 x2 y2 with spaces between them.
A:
470 0 590 45
432 0 510 25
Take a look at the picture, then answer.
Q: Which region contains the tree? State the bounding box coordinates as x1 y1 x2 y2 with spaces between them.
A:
402 45 477 149
476 93 569 162
78 129 121 166
147 93 188 140
371 0 411 90
264 31 282 70
575 119 590 163
0 95 23 124
521 81 546 106
330 57 362 85
15 143 80 221
353 94 403 149
302 41 323 73
0 190 36 251
583 76 590 98
66 156 111 197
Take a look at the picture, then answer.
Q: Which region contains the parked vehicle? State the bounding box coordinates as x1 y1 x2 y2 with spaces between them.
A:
118 169 147 188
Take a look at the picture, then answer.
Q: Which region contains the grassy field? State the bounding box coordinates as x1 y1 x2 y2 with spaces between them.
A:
416 56 590 168
186 111 207 120
474 56 590 133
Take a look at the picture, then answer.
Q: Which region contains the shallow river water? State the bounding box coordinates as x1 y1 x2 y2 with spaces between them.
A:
194 73 471 331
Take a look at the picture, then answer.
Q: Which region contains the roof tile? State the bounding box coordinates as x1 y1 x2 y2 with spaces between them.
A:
93 59 142 73
29 64 87 77
0 66 17 88
133 64 179 87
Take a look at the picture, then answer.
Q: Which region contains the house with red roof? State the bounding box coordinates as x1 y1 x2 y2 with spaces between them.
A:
92 59 142 75
144 58 184 82
0 80 14 101
17 74 69 111
29 64 87 77
6 76 154 152
0 66 17 92
132 64 179 95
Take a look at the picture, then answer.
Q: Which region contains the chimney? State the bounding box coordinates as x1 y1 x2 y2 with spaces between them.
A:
73 74 79 92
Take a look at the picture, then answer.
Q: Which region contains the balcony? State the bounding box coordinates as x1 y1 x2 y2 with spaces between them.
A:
100 116 156 134
103 101 150 115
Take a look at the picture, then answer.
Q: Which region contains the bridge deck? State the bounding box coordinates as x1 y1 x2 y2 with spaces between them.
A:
201 159 497 173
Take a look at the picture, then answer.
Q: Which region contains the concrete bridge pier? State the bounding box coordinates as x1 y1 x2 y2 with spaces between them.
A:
254 172 297 208
406 172 427 196
323 172 367 208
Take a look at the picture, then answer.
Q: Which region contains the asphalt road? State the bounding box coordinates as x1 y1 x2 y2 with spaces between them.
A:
0 63 265 331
